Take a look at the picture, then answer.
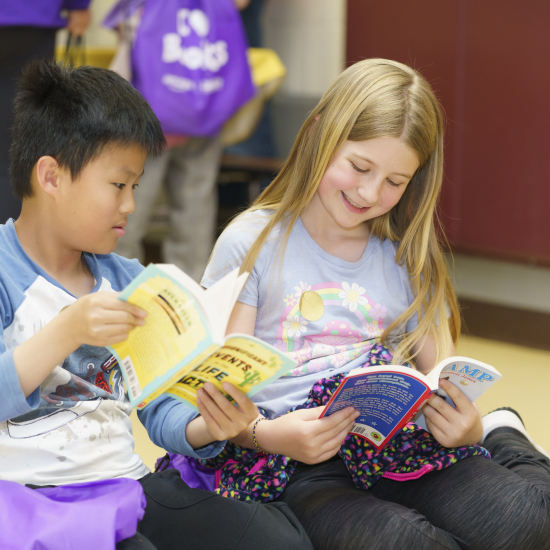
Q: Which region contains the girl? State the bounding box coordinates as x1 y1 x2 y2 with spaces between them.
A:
198 59 550 549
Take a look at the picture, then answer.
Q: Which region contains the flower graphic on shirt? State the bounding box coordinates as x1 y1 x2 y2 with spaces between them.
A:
338 282 369 312
294 281 311 299
283 294 297 307
330 352 349 368
370 303 387 321
274 340 287 352
283 315 308 338
365 322 381 338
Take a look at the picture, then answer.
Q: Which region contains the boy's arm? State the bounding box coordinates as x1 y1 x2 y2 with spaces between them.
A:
0 292 144 422
0 346 40 422
139 382 259 459
138 397 226 459
13 292 145 397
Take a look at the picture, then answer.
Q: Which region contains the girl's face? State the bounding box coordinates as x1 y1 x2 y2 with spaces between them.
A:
314 137 420 232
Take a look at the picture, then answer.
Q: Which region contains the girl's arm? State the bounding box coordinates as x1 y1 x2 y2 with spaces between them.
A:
413 331 483 447
412 328 456 374
226 302 360 464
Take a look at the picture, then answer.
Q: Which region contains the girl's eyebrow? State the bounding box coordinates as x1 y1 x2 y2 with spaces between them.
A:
352 153 413 179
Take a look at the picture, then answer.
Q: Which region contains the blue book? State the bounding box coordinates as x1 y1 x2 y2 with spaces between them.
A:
320 357 501 449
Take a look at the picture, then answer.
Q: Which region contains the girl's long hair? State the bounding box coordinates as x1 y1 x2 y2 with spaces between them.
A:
235 58 460 366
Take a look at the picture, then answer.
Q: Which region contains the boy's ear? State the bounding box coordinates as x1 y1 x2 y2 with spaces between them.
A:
35 156 62 197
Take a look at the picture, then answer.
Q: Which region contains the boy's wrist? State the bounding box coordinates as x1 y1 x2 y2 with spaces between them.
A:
57 305 85 350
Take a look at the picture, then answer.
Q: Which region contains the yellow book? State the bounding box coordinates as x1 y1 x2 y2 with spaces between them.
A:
107 264 296 410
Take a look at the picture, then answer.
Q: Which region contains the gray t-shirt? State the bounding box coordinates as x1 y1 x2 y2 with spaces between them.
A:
202 210 417 417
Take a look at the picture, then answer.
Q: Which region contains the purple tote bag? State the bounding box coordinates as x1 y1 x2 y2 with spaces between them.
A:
131 0 255 137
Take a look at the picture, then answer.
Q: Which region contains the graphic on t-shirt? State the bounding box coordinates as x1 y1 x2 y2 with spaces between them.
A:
8 344 124 438
277 281 388 376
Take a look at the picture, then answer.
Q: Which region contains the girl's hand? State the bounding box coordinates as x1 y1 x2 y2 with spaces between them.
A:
195 382 259 443
422 379 483 447
254 406 360 464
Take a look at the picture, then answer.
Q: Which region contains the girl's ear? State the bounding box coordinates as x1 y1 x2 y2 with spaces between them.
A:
35 156 61 197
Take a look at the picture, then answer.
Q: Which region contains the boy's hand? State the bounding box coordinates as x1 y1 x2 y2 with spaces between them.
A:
422 379 483 448
196 382 259 443
65 292 146 348
254 406 360 464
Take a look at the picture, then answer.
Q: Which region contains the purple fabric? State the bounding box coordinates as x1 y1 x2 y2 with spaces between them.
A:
156 453 216 491
0 478 146 550
129 0 255 137
0 0 91 28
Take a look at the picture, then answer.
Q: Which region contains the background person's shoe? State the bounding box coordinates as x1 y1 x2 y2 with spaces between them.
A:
481 407 549 459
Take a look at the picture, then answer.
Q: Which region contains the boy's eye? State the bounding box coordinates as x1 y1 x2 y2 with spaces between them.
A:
132 183 139 190
114 183 125 189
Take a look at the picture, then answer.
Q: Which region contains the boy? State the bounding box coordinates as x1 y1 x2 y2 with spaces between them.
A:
0 60 312 550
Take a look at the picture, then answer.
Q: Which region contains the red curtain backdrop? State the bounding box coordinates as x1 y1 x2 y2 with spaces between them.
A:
346 0 550 264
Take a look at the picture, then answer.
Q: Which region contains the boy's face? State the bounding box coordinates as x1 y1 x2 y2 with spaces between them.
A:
54 143 147 254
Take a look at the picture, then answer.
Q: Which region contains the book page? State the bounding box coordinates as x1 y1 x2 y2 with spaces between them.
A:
202 269 249 340
165 334 296 411
426 356 502 402
320 366 432 450
108 265 212 405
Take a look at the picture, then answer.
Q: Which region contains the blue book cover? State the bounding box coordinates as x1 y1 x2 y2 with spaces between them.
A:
320 358 501 449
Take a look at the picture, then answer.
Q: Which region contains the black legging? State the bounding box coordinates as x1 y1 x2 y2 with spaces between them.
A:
278 429 550 550
0 26 57 224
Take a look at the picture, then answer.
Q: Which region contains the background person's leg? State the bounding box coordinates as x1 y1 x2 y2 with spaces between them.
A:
278 457 462 550
162 136 223 282
115 151 171 262
0 26 57 224
138 469 312 550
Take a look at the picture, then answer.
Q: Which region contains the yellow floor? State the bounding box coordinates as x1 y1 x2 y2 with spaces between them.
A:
131 335 550 469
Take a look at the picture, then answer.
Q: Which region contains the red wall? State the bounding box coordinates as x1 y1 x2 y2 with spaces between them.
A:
346 0 550 264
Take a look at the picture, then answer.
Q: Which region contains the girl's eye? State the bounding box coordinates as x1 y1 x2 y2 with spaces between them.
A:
132 183 139 190
351 162 368 173
387 178 400 187
114 183 125 190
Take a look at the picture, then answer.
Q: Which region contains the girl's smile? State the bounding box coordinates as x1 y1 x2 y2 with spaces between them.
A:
341 191 371 213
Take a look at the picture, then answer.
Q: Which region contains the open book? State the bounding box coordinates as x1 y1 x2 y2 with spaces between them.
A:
319 356 501 450
107 264 296 410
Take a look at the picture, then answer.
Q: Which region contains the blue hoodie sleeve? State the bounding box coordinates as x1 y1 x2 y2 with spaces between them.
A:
138 395 225 459
0 345 41 423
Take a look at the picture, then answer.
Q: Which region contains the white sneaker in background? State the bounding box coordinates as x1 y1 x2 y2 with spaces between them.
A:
481 407 550 460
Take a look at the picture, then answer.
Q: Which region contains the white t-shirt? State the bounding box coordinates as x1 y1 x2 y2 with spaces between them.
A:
202 210 418 417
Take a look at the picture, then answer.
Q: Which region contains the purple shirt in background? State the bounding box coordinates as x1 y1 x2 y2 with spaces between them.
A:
0 0 91 29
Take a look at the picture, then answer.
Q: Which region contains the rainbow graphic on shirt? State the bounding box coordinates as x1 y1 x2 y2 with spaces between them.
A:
275 281 388 376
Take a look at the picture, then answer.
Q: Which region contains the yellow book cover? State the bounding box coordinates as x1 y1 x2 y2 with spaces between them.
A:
107 264 296 410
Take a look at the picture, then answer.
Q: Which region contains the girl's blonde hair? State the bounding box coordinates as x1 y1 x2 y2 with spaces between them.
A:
236 58 460 366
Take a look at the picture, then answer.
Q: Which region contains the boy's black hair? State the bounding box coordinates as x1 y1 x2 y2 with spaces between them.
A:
9 59 166 198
